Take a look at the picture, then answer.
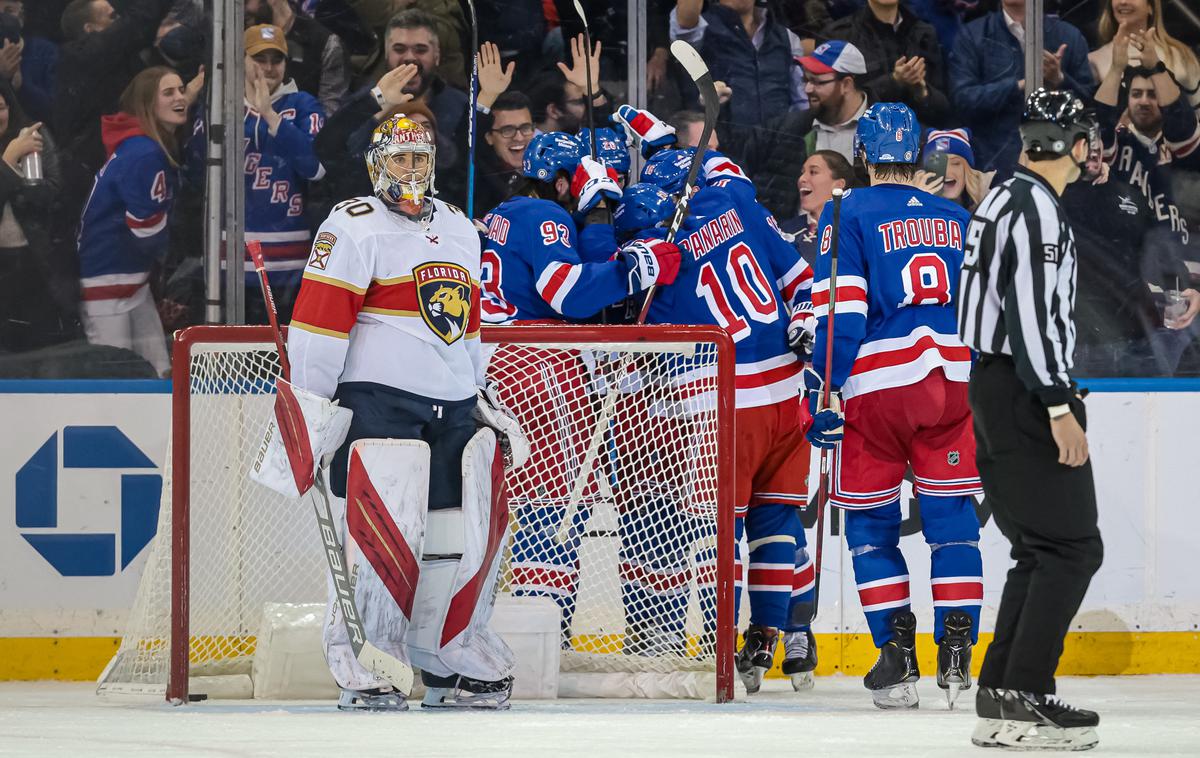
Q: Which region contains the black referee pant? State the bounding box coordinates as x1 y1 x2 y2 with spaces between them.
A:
968 355 1103 695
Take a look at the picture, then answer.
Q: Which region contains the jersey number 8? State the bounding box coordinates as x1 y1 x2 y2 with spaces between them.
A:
901 253 951 306
696 242 779 342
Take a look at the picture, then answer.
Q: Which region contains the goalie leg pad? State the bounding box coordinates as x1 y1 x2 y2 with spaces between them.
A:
324 440 429 691
407 428 516 682
250 378 353 498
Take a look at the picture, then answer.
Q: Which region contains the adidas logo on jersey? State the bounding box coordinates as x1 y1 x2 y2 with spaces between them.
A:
907 196 923 207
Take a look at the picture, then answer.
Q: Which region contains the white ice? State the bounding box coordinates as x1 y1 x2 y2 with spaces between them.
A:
2 675 1197 758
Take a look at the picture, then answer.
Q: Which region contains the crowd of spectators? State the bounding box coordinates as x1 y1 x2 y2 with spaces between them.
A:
1 0 1198 379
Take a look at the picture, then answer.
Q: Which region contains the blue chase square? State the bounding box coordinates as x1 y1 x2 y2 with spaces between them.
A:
15 426 162 576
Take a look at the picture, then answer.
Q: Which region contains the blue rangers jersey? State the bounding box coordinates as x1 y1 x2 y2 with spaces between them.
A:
642 155 813 409
811 183 973 400
244 81 326 286
478 196 629 323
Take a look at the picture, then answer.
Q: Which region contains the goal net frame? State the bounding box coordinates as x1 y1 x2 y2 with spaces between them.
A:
123 323 737 703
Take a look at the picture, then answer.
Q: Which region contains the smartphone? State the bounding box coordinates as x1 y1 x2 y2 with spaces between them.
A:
924 150 949 197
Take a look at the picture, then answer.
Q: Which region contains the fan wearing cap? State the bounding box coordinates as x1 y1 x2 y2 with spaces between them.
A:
242 23 326 324
823 0 951 126
739 40 871 219
920 128 995 211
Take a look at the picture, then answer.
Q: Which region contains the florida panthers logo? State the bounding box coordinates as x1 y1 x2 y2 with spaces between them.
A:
414 261 473 345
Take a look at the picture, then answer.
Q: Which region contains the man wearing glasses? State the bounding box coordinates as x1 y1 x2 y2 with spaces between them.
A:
475 91 537 216
741 40 871 219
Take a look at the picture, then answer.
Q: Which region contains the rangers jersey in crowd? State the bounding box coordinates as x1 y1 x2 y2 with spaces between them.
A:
478 196 629 323
811 184 972 400
642 162 814 409
288 196 484 402
244 80 326 285
77 112 178 315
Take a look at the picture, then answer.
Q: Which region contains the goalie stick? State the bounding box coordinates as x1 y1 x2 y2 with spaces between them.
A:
809 187 844 623
246 240 415 694
554 41 718 545
465 0 478 218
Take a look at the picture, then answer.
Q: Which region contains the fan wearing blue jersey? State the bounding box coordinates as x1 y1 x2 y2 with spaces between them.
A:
636 145 820 694
807 103 983 709
481 131 681 645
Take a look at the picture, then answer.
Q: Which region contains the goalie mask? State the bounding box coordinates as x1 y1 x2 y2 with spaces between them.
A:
367 116 436 210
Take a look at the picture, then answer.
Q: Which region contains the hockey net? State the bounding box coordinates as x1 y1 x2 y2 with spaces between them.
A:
98 324 736 702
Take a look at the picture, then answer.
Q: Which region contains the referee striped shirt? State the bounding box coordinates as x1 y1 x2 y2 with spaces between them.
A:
957 166 1078 406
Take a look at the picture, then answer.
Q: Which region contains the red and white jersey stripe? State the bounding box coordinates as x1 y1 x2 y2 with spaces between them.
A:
842 325 972 400
931 575 984 608
857 575 911 614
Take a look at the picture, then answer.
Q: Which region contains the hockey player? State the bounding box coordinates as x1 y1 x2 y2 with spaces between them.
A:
479 130 681 645
242 24 326 323
806 102 983 709
633 140 819 693
251 116 528 711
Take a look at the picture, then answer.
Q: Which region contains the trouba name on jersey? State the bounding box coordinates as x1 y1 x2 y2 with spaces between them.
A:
876 216 963 254
677 208 746 260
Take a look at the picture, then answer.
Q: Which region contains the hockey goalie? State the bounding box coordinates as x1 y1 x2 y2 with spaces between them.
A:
250 116 529 711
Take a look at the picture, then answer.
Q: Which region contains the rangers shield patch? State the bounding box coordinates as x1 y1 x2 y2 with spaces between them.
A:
414 261 472 345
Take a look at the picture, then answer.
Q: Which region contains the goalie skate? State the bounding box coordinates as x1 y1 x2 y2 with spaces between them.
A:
337 687 409 712
936 610 974 709
996 690 1100 751
421 673 514 710
864 610 919 709
781 630 817 692
735 625 778 695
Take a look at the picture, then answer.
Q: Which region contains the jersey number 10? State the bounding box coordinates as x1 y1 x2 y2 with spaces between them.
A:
696 242 779 342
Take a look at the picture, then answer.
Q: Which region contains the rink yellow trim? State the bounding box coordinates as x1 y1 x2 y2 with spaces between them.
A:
2 631 1199 681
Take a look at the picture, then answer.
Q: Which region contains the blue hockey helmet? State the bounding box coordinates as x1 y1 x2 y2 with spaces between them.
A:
522 131 585 182
614 182 674 240
639 148 695 195
578 127 632 175
854 102 921 164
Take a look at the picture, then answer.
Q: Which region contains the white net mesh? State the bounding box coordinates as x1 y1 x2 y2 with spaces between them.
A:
98 327 731 699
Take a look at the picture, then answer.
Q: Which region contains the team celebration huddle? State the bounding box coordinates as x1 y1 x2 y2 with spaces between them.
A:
246 30 1103 747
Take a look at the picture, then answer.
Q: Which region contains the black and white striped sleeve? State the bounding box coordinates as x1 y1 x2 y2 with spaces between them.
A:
998 191 1076 406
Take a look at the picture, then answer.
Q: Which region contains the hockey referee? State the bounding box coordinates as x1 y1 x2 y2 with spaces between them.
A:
957 90 1103 752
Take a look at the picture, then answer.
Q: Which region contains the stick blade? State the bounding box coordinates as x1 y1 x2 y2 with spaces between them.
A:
670 40 709 83
572 0 587 26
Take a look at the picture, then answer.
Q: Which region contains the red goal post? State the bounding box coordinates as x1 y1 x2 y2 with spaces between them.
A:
101 324 737 703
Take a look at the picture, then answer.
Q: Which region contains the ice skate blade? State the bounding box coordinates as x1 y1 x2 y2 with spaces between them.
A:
337 690 409 712
871 682 919 709
971 717 1003 747
946 682 962 709
789 671 815 692
737 665 769 695
421 687 511 710
996 721 1098 751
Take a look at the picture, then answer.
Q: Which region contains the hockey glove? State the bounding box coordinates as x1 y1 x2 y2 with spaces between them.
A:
802 366 844 449
612 104 676 159
571 155 623 215
250 378 353 497
473 380 530 470
620 237 681 294
787 303 816 362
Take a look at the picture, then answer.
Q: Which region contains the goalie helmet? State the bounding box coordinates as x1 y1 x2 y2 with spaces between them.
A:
366 116 436 207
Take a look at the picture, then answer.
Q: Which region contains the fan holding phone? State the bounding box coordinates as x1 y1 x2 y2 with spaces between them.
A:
917 128 995 212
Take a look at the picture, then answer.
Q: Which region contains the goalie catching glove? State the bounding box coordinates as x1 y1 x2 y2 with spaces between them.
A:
473 381 530 470
250 378 353 497
802 367 844 449
620 237 680 294
612 104 676 159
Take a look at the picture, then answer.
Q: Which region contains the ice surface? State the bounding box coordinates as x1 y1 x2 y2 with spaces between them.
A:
1 676 1197 757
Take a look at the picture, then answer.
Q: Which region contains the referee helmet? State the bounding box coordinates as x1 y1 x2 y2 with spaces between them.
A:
1019 89 1098 161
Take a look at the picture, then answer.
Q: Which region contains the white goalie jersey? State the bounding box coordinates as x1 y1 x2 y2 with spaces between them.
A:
288 196 486 402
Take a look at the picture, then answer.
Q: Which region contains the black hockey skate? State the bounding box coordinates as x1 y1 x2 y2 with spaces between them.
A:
863 610 920 709
971 686 1005 747
996 690 1099 751
936 610 974 709
781 629 817 692
420 672 513 710
735 625 778 694
337 686 409 712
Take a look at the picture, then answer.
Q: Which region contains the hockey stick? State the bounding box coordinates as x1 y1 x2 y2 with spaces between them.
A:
809 187 844 623
247 241 415 694
635 40 718 325
465 0 478 218
553 43 717 545
572 0 598 160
